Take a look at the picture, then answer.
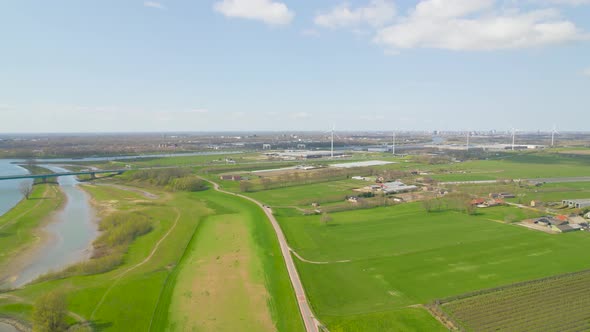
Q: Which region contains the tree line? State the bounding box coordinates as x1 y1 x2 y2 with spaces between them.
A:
128 168 207 192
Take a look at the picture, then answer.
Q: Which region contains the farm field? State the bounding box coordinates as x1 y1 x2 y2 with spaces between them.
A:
440 269 590 331
429 153 590 182
0 181 302 331
274 202 590 330
244 179 362 207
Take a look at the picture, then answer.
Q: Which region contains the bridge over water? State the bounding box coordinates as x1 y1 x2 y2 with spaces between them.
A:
0 169 127 181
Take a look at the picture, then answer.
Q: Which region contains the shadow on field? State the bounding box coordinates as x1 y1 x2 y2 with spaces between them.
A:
90 320 113 331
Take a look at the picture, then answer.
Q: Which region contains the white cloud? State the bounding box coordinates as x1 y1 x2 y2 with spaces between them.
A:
537 0 590 5
314 0 396 29
144 1 166 10
374 0 587 51
213 0 294 25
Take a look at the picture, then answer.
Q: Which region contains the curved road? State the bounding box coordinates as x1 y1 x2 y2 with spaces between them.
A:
201 178 320 332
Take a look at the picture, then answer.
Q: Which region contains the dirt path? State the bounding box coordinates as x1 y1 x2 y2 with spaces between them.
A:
199 177 322 332
290 248 350 265
90 208 181 319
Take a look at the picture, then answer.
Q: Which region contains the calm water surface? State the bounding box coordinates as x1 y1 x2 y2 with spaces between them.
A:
0 159 31 216
5 165 98 288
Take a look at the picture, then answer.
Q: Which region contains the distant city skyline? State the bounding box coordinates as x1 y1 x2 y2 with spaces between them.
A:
1 0 590 133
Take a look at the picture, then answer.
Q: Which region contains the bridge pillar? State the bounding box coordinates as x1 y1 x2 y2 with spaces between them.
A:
42 177 47 183
90 173 96 179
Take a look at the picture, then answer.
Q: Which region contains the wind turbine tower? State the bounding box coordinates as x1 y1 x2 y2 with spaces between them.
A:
466 131 470 151
511 128 516 151
551 125 557 147
331 125 334 159
392 131 396 155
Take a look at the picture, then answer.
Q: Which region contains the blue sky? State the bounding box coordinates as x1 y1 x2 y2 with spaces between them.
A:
1 0 589 133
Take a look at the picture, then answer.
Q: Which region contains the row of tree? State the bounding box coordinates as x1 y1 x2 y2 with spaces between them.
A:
128 168 207 192
422 192 477 215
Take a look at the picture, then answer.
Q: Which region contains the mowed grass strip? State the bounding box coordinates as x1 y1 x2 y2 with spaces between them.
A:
276 202 590 330
166 190 304 332
441 269 590 332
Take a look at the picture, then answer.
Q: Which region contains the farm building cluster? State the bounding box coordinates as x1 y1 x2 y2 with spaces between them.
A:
523 215 588 233
562 199 590 209
355 180 418 195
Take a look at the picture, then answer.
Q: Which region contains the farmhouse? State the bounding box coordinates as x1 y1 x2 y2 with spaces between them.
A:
562 199 590 209
470 198 486 206
530 200 543 207
470 198 505 208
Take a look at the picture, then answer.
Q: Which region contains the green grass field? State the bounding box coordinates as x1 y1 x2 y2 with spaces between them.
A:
429 153 590 181
0 182 303 331
273 202 590 330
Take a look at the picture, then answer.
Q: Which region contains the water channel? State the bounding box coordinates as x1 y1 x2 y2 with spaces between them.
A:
0 161 98 290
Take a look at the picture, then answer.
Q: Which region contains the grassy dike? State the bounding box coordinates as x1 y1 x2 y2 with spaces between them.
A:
0 180 304 331
0 183 64 282
152 190 304 332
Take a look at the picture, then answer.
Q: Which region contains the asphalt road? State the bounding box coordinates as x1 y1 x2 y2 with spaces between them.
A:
203 178 320 332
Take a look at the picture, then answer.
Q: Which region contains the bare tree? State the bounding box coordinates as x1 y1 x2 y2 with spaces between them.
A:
20 182 33 200
320 212 332 225
239 180 253 193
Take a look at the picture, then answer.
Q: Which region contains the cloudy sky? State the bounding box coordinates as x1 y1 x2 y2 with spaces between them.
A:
1 0 589 132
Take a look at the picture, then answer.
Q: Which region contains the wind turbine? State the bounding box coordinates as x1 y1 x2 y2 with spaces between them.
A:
511 128 516 151
551 125 558 147
392 131 396 155
331 125 335 158
466 130 470 151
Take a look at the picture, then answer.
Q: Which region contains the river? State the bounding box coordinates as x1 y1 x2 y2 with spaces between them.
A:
0 160 31 217
6 165 98 288
0 162 98 289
